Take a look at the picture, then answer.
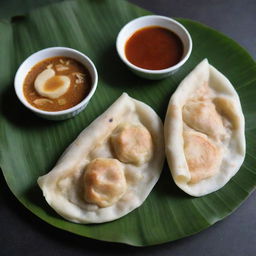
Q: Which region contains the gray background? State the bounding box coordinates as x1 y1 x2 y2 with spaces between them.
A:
1 0 256 255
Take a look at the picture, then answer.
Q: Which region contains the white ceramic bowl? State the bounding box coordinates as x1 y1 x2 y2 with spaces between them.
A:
116 15 192 80
14 47 98 120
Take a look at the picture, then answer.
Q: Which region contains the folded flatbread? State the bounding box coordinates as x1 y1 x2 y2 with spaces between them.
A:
164 59 245 196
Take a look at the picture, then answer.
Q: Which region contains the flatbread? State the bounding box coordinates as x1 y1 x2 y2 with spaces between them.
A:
38 93 165 223
164 59 245 196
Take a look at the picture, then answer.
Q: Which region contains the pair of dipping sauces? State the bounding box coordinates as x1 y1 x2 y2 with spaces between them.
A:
125 26 183 70
24 26 183 112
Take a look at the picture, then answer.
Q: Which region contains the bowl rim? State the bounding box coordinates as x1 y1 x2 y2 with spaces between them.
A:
14 46 98 116
116 15 193 74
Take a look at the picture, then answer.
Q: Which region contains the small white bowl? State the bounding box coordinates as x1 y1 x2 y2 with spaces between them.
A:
14 47 98 120
116 15 192 80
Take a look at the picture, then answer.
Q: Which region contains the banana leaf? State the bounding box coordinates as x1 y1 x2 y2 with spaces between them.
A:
0 0 256 246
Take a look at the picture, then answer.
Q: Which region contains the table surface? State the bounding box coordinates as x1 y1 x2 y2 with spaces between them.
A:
1 0 255 255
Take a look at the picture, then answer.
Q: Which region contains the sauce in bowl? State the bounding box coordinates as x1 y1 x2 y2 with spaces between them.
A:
23 56 91 112
125 26 183 70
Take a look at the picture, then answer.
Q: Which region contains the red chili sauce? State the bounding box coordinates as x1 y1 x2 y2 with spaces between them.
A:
125 26 183 70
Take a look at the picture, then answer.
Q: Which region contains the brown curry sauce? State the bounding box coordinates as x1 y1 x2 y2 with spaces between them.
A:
125 26 183 70
23 56 91 112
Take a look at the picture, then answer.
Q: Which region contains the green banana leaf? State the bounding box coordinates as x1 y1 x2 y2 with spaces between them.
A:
0 0 256 246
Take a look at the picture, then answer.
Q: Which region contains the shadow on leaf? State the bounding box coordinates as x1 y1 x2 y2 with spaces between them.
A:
0 83 60 130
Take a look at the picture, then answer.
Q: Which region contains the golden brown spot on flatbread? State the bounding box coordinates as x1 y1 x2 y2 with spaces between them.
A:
183 132 222 184
83 158 127 207
183 100 225 139
111 124 153 165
